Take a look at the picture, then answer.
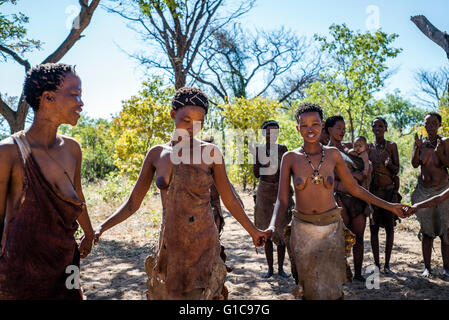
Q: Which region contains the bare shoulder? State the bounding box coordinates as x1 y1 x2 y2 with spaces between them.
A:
323 145 340 156
386 140 398 149
0 136 19 164
282 149 300 163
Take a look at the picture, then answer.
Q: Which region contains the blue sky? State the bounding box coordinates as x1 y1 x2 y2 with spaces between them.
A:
1 0 448 119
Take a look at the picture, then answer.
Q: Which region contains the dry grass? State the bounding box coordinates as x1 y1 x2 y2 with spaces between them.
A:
79 181 449 300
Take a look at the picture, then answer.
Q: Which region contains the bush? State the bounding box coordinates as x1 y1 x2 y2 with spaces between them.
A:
60 116 117 182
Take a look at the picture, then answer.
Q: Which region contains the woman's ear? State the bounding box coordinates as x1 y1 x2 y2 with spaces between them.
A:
170 109 176 120
42 91 55 103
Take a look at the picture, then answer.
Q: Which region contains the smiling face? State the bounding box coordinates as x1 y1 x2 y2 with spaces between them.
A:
170 105 206 139
372 119 386 138
328 120 346 143
297 111 323 144
40 72 83 126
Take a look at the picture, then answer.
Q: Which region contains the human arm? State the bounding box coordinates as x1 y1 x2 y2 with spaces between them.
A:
71 142 94 258
412 134 422 168
0 144 13 247
252 146 260 178
212 146 267 247
385 143 400 175
435 138 449 168
409 187 449 215
94 147 157 244
334 150 408 217
267 152 292 235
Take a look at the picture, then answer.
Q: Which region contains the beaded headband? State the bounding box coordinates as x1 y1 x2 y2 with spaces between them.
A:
172 92 209 114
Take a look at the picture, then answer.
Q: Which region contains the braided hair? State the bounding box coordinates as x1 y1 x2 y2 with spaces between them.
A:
172 87 209 114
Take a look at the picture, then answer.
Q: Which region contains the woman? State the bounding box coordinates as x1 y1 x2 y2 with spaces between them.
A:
94 87 268 300
267 103 407 300
0 63 94 299
368 117 401 275
253 120 292 279
411 112 449 278
325 116 370 282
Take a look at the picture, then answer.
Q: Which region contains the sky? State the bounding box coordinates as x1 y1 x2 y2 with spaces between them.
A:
1 0 448 120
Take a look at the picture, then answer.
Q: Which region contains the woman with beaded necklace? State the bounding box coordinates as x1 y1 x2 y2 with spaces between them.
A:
267 103 407 300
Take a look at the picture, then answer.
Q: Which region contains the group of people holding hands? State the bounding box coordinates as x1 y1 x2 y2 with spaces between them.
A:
0 63 448 300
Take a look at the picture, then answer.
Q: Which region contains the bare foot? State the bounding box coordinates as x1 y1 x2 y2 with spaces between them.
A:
262 268 273 279
278 269 290 278
440 269 449 280
421 268 432 278
383 266 394 275
353 274 366 282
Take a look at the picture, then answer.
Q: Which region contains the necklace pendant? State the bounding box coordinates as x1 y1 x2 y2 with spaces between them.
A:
311 170 323 185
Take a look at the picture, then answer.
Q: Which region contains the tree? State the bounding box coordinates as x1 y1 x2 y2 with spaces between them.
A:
105 0 254 89
414 66 449 109
219 96 283 190
111 77 174 180
308 24 401 142
60 116 117 182
411 15 449 60
190 23 322 103
0 0 100 133
377 90 426 136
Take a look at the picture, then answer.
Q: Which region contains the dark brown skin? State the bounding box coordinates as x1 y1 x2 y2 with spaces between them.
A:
411 114 449 277
368 119 400 274
328 120 369 280
252 125 289 278
267 112 407 235
0 73 94 258
95 105 268 248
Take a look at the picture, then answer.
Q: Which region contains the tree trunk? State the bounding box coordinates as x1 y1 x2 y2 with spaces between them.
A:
347 109 355 143
411 15 449 59
174 62 186 89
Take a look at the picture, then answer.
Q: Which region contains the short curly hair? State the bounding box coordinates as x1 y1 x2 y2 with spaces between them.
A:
294 102 323 123
23 63 77 111
172 87 209 114
324 115 345 135
261 120 279 130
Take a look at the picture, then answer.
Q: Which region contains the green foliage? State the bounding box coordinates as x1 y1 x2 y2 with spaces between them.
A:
309 24 402 141
0 0 41 55
377 90 426 135
97 172 135 203
111 78 174 180
220 97 287 189
60 116 117 182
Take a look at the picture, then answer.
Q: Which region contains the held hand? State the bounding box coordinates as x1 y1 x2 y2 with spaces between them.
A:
414 133 423 149
93 226 104 245
404 205 418 217
389 203 410 218
263 227 274 240
78 233 93 259
251 228 268 247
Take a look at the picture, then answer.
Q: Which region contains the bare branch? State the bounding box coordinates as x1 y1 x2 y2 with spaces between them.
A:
0 44 30 71
43 0 100 63
411 15 449 59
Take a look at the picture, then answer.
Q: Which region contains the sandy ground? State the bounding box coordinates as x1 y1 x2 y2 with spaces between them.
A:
80 188 449 300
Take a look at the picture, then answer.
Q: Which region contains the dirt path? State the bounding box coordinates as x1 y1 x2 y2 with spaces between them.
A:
80 190 449 300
